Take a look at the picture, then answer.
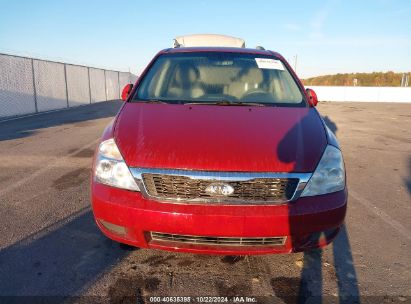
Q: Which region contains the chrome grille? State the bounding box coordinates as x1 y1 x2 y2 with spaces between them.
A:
130 168 311 204
142 173 299 203
150 232 286 247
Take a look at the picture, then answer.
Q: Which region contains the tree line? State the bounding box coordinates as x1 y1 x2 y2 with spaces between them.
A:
302 72 410 87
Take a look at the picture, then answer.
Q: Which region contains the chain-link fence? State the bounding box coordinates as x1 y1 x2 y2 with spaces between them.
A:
0 53 137 119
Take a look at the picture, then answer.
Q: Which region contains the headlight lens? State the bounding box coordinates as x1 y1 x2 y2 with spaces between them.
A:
94 139 139 191
301 145 345 197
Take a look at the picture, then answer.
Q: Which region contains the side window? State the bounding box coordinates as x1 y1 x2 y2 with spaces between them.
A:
270 70 301 103
138 58 170 99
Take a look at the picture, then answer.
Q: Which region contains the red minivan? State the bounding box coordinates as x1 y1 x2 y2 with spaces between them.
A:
91 37 347 255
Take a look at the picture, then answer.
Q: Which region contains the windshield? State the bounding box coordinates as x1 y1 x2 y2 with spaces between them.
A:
133 52 305 106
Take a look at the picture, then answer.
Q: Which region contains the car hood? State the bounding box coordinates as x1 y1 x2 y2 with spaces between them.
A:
114 103 327 172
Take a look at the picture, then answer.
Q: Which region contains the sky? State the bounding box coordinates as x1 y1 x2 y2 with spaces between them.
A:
0 0 410 78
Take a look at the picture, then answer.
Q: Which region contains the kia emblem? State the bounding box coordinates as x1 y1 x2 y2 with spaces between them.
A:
205 183 235 196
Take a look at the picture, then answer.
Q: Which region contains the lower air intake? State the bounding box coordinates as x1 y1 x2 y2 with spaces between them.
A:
150 232 286 247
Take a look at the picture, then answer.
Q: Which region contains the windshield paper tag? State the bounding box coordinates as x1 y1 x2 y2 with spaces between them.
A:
255 58 285 70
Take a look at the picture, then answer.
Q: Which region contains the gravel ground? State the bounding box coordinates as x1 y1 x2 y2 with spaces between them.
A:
0 101 410 303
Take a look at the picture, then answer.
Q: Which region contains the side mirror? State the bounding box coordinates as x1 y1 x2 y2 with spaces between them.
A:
121 84 133 101
306 88 318 107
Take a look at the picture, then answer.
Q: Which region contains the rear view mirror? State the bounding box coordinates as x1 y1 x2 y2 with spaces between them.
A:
306 88 318 107
121 84 134 101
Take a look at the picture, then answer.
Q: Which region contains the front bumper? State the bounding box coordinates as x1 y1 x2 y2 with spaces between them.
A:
91 182 347 255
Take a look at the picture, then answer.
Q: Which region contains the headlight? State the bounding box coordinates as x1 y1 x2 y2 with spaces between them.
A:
94 139 139 191
301 145 345 197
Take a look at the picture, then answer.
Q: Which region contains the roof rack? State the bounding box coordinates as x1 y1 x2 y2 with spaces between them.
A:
173 34 246 48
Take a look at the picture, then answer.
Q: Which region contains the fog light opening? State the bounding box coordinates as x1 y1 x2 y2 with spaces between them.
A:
98 219 127 236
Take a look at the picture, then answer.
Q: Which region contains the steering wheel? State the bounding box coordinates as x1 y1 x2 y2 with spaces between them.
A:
241 90 272 103
205 94 239 102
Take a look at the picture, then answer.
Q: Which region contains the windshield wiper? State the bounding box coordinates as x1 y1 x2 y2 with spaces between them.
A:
141 99 168 104
185 100 267 107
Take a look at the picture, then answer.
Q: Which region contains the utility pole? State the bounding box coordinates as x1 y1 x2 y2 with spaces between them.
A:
294 55 298 73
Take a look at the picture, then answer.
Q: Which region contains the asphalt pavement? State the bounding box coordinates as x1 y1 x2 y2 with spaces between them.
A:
0 100 410 303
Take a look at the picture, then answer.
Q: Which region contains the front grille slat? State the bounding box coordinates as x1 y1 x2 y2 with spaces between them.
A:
150 232 286 247
142 173 299 204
